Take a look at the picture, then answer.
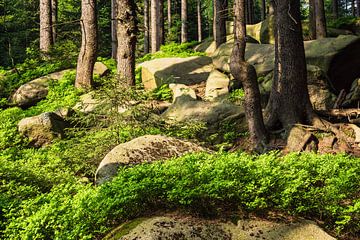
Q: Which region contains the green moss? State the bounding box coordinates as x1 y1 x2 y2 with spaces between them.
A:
103 218 147 240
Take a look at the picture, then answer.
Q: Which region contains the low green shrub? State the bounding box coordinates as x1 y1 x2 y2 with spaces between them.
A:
2 152 359 239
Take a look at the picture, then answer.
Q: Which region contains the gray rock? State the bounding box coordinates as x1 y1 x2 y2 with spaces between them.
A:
18 112 69 147
10 70 70 107
205 70 230 101
104 215 336 240
95 135 204 184
94 62 110 77
169 83 197 102
140 56 213 90
344 78 360 106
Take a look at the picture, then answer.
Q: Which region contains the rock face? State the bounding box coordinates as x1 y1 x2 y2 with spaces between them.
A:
95 135 204 184
10 70 70 107
205 70 230 101
169 83 197 102
94 62 110 77
140 56 213 90
212 35 360 93
104 215 336 240
18 112 69 147
344 78 360 106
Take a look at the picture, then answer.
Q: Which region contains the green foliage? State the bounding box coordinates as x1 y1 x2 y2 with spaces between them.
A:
137 42 205 63
2 152 359 239
328 16 359 29
228 88 245 102
149 84 173 102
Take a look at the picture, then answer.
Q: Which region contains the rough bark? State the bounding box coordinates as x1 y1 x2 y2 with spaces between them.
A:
181 0 187 43
230 0 268 150
51 0 57 43
357 0 360 16
333 0 339 18
75 0 98 89
213 0 227 48
111 0 118 58
265 0 314 129
197 0 202 42
144 0 150 54
309 0 317 39
117 0 137 86
159 0 165 45
40 0 53 54
261 0 266 20
151 0 160 52
168 0 171 35
315 0 327 39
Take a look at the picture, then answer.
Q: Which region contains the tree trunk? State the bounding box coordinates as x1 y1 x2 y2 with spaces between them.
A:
357 0 360 16
144 0 150 54
168 0 171 35
117 0 137 86
51 0 57 44
181 0 187 43
265 0 313 129
230 0 268 150
261 0 266 20
213 0 226 48
309 0 317 39
40 0 53 54
333 0 339 18
159 0 165 45
151 0 160 52
352 0 356 16
111 0 118 58
315 0 327 39
197 0 202 42
75 0 98 89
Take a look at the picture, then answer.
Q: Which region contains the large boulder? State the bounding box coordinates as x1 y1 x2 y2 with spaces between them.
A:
18 112 69 147
10 70 70 107
95 135 204 184
204 70 231 101
212 35 360 93
140 56 213 90
169 83 197 102
104 215 335 240
93 62 110 77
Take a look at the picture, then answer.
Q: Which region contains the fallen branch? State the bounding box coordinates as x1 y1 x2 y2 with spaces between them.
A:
317 109 360 118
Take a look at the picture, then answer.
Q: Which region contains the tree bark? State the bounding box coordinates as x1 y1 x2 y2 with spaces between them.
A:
213 0 227 48
181 0 187 43
40 0 53 54
197 0 202 42
111 0 118 58
309 0 317 39
265 0 313 129
51 0 57 44
168 0 171 35
357 0 360 16
352 0 356 16
261 0 266 20
333 0 339 18
117 0 137 86
315 0 327 39
159 0 165 45
230 0 268 150
144 0 150 54
151 0 160 52
75 0 98 89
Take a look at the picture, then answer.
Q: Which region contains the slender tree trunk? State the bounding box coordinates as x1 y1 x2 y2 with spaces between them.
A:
181 0 187 43
117 0 137 86
352 0 356 16
231 0 268 151
111 0 117 58
265 0 313 129
309 0 317 39
333 0 339 18
159 0 165 45
261 0 266 20
144 0 150 54
75 0 98 89
315 0 327 39
51 0 57 44
168 0 171 35
197 0 202 42
357 0 360 16
151 0 160 52
40 0 53 54
213 0 226 48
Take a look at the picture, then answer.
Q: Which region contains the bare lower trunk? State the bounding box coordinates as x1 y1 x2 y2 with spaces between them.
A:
197 0 202 42
111 0 118 58
159 0 165 45
168 0 171 35
51 0 57 44
181 0 187 43
151 0 160 52
357 0 360 16
333 0 339 18
213 0 226 48
309 0 317 39
40 0 53 54
261 0 266 20
117 0 137 86
75 0 98 89
352 0 356 16
231 0 268 150
144 0 150 54
265 0 313 129
315 0 327 38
